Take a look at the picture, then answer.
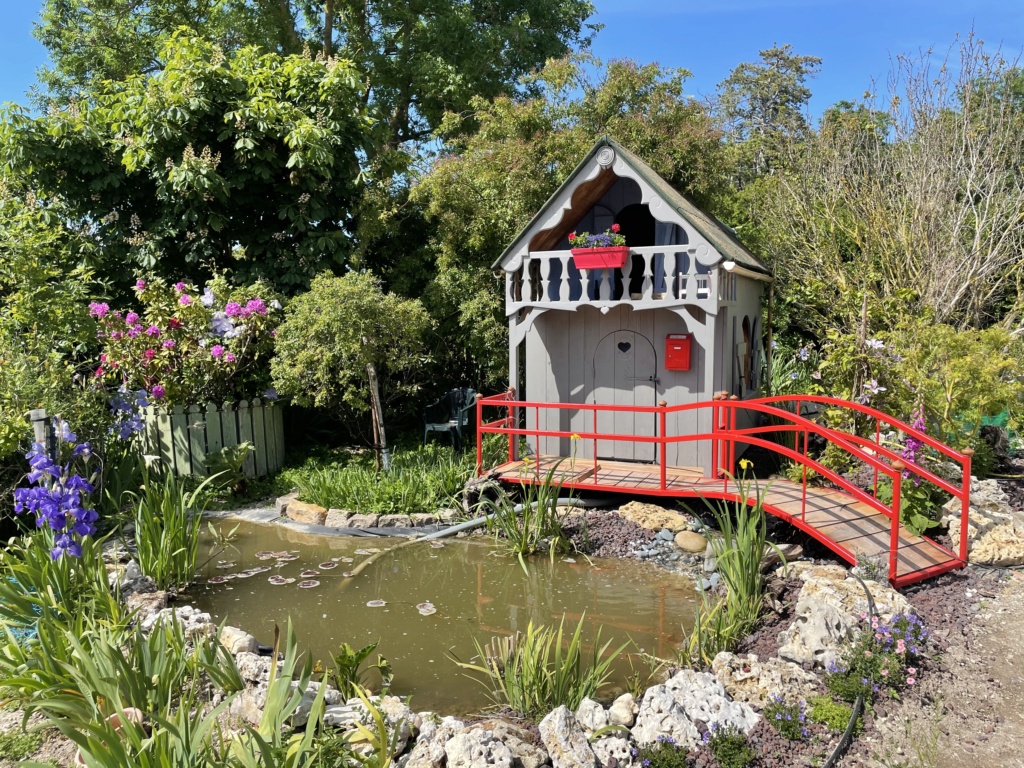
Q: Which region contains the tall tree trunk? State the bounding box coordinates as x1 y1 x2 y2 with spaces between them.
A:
324 0 334 57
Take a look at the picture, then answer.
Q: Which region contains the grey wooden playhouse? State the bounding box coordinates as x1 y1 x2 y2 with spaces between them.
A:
493 137 772 475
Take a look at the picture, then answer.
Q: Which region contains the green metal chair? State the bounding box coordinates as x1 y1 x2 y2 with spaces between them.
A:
423 388 477 451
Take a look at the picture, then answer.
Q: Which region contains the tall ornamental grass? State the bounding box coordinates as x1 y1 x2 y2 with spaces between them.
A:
679 466 782 668
453 615 628 719
127 468 219 590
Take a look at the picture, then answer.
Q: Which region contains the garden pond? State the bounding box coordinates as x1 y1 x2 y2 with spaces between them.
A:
192 521 697 713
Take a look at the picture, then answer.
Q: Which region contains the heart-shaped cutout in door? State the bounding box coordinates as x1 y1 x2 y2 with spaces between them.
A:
617 341 632 353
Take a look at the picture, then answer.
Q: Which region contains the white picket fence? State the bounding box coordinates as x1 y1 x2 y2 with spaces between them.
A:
138 399 285 478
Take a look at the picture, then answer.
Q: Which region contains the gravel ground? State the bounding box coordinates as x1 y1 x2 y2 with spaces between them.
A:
566 509 656 558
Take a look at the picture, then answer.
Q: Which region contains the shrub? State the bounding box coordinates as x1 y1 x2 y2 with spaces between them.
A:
704 723 757 768
825 612 927 702
764 694 807 740
633 735 688 768
452 615 628 719
807 695 860 734
332 640 393 697
92 274 281 406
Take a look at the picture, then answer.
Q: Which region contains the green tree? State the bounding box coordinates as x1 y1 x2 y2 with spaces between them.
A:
33 0 303 106
2 33 370 289
271 270 432 448
414 56 726 387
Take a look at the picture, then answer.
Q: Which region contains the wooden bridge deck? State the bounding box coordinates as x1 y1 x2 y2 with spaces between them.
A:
495 456 961 587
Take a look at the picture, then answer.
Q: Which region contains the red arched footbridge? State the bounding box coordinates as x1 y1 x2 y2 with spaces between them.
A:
475 392 971 588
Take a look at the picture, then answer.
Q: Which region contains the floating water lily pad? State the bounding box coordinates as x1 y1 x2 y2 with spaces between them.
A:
318 562 337 570
221 573 238 580
341 557 354 563
300 570 320 578
366 600 386 608
271 551 290 558
342 571 355 578
208 575 229 584
428 541 445 549
416 602 437 616
354 549 372 556
247 566 271 574
277 555 299 562
215 562 236 569
234 571 254 579
367 548 381 553
281 577 296 584
331 556 342 562
562 558 576 564
268 575 287 585
255 551 274 560
298 580 320 589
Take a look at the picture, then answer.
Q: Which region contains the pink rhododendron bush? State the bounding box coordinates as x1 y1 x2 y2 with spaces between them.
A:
90 276 282 407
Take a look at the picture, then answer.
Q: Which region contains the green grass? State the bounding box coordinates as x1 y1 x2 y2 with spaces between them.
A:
284 443 475 515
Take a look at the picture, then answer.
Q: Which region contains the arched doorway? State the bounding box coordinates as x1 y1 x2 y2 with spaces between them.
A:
590 330 658 462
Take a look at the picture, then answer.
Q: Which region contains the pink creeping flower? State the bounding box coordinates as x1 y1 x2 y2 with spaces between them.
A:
151 384 166 400
94 366 105 377
88 302 110 318
907 667 918 675
896 639 906 654
144 349 156 360
224 302 243 317
210 344 224 359
863 650 872 658
246 298 267 316
880 669 889 677
135 278 147 291
100 354 108 362
174 282 187 292
224 352 236 363
178 294 192 306
125 311 139 325
162 339 176 349
906 676 916 686
145 325 160 336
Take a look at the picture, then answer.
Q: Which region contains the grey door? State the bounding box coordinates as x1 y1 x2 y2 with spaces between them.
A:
591 331 657 462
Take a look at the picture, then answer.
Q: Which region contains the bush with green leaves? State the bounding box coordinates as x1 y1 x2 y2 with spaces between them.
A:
764 694 807 740
452 615 629 719
332 640 393 698
633 735 689 768
807 695 860 734
825 613 927 703
0 729 43 761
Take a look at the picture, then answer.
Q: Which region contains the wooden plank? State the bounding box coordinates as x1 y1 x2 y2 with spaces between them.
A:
156 407 173 472
170 405 190 475
264 401 280 473
221 402 238 450
252 398 267 477
205 402 223 459
188 403 206 477
237 400 255 477
274 401 285 465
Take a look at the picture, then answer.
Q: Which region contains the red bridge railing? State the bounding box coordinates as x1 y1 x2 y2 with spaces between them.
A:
475 391 973 587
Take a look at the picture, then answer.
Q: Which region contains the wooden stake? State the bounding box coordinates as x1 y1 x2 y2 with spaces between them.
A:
366 361 391 471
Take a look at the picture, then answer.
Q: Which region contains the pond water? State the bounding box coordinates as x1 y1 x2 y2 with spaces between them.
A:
191 521 697 713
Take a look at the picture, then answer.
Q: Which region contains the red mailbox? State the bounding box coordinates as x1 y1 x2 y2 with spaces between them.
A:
665 334 692 371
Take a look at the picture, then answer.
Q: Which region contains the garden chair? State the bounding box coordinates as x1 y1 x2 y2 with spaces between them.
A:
423 387 477 451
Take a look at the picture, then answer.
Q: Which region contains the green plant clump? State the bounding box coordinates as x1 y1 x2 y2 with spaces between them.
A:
825 613 927 703
807 695 861 734
764 694 807 740
634 735 689 768
705 723 757 768
452 615 628 719
0 729 44 761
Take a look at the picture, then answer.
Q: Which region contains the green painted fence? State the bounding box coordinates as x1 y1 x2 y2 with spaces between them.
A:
138 399 285 478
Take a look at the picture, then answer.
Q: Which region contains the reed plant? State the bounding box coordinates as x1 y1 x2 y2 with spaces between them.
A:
679 464 782 668
452 615 628 718
475 464 573 573
126 467 220 590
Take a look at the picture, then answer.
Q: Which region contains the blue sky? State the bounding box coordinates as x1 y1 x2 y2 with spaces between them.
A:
1 1 1022 116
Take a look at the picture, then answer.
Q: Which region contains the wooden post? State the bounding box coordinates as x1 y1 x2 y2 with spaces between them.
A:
960 448 974 563
188 404 206 477
889 461 905 583
366 361 390 471
765 282 774 391
28 409 54 458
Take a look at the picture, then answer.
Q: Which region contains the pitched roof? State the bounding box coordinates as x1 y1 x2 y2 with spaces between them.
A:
493 136 771 276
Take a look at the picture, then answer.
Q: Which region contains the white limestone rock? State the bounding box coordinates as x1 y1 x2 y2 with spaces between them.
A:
445 730 514 768
539 707 596 768
574 698 609 735
608 693 638 728
220 625 259 655
942 478 1024 566
140 605 215 640
631 670 759 749
776 599 857 668
711 652 819 707
289 680 342 728
591 736 634 768
406 717 465 768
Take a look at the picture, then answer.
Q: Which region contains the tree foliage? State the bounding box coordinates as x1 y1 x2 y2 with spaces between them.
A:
271 271 432 415
413 56 726 386
2 33 371 289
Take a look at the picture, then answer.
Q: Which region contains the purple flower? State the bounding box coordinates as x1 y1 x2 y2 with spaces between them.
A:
127 325 142 338
178 294 192 306
143 349 156 360
110 330 123 341
866 338 885 350
798 346 809 361
151 384 166 400
210 344 224 359
162 339 176 349
88 302 109 319
201 287 216 307
125 311 140 325
224 301 243 317
174 281 187 292
245 298 267 316
264 387 279 401
210 312 234 338
135 279 147 291
224 352 236 363
145 325 160 336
